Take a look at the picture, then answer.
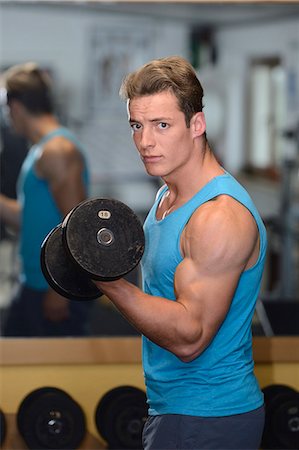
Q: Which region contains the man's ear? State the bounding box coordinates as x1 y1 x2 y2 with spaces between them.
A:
9 99 29 122
191 112 206 138
9 99 24 115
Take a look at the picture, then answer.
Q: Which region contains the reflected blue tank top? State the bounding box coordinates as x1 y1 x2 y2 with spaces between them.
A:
141 172 267 416
17 127 89 290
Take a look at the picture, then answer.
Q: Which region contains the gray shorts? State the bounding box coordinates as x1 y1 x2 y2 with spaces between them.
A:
142 406 265 450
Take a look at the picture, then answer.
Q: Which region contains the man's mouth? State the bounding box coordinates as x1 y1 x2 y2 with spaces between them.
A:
142 155 162 163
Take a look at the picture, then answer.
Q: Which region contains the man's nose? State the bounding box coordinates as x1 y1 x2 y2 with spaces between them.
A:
139 127 155 149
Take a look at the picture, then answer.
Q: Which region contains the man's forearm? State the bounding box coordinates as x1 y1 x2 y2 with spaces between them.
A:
94 278 201 361
0 194 21 230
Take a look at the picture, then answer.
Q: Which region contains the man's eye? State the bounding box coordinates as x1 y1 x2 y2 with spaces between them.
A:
158 122 168 129
131 123 141 131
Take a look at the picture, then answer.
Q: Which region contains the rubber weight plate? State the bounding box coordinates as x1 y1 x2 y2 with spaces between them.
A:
17 387 66 437
41 224 102 300
0 408 6 446
95 385 148 449
95 386 140 443
17 386 86 449
62 198 145 281
271 391 299 449
261 384 298 449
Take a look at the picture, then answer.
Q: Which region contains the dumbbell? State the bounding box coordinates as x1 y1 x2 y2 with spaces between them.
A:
41 198 145 301
261 383 299 449
17 387 86 450
95 385 148 449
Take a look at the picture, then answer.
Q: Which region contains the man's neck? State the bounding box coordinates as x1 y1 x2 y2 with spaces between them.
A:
26 114 61 144
162 144 224 205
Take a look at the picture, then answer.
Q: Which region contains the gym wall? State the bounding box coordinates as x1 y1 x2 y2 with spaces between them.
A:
1 336 299 448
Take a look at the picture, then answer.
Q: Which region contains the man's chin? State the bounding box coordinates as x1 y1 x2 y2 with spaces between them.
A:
144 167 163 177
142 162 161 177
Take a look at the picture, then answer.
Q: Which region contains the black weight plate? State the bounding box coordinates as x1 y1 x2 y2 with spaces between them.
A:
0 408 6 446
95 386 140 442
261 385 299 450
17 387 64 436
17 387 86 449
113 400 147 449
95 385 147 449
62 198 145 281
263 384 297 403
41 224 102 300
272 392 299 449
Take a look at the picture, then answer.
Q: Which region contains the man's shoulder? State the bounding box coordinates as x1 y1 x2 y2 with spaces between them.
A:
43 134 78 153
37 133 84 176
188 195 258 243
184 196 259 270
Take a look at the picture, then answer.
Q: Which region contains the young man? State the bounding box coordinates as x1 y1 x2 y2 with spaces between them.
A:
0 62 91 336
94 56 267 449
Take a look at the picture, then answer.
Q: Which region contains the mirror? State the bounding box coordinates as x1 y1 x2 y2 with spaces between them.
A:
1 1 299 337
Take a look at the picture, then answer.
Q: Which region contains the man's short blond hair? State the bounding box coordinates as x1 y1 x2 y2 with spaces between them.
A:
119 56 204 127
2 62 53 114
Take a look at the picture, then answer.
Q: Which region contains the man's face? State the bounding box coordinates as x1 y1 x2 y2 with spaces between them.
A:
128 91 195 180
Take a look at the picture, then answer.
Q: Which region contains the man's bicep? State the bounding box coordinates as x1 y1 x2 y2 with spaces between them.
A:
193 270 241 329
175 257 240 325
174 258 242 356
49 168 87 216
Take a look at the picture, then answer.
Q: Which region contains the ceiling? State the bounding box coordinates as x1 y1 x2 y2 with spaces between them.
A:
1 1 299 28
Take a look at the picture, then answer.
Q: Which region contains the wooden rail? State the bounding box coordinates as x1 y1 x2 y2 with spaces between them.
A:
1 336 299 366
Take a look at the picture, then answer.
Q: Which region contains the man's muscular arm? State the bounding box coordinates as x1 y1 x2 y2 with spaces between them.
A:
94 196 259 361
36 136 87 215
36 136 87 321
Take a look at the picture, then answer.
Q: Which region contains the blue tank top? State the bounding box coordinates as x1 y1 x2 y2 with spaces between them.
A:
141 171 267 417
17 127 90 290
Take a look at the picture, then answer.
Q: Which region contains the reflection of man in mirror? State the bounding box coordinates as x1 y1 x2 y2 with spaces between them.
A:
0 62 92 336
